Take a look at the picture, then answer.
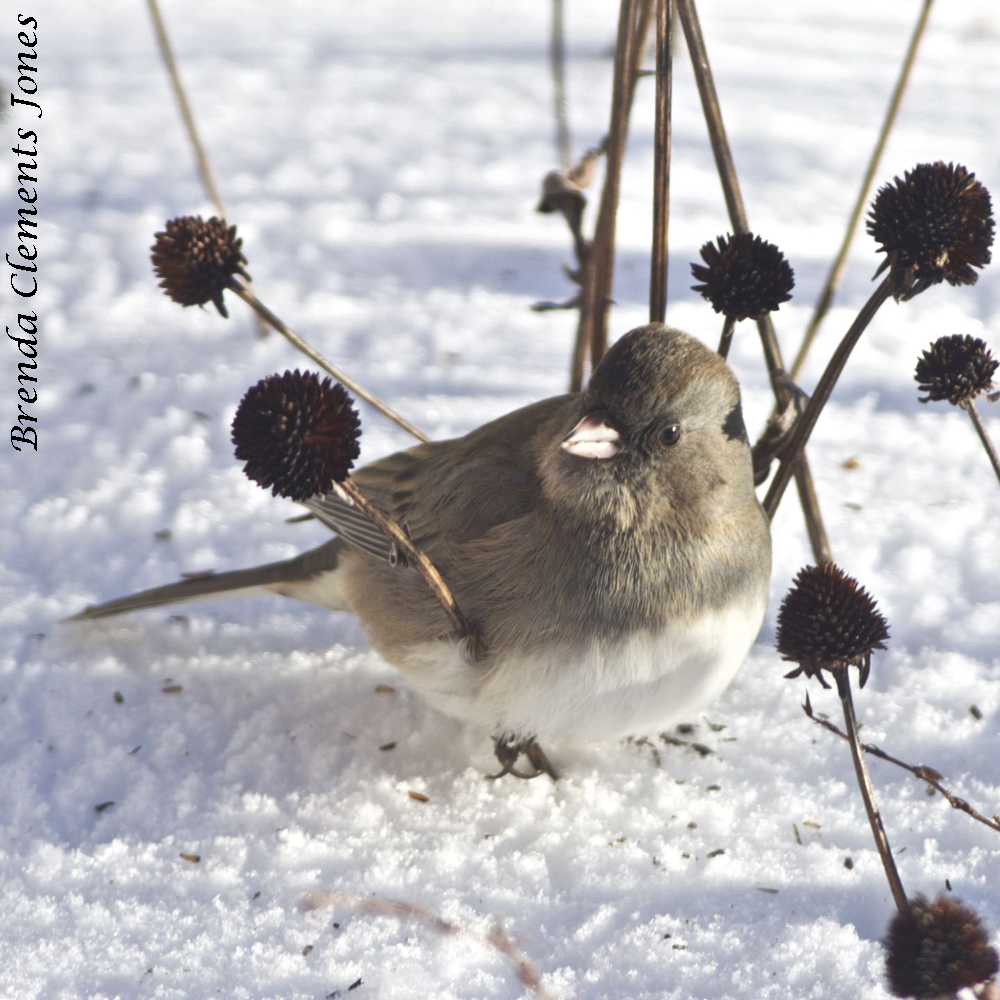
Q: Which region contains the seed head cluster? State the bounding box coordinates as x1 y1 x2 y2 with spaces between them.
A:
231 370 361 501
867 162 994 301
690 232 794 322
151 215 250 318
776 563 889 689
915 333 997 406
884 894 998 999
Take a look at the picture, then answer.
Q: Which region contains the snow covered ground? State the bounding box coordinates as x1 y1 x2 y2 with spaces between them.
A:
2 2 998 998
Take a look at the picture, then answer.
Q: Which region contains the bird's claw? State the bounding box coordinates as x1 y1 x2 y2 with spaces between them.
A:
488 735 559 781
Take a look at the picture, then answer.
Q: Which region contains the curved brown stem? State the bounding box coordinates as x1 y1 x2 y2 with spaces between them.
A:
964 400 1000 486
717 315 735 359
146 0 225 214
300 892 553 999
763 276 894 520
147 0 270 341
835 670 910 915
675 0 745 226
335 480 472 643
649 0 674 325
570 0 655 392
227 279 431 444
583 0 640 371
676 0 830 563
803 697 1000 836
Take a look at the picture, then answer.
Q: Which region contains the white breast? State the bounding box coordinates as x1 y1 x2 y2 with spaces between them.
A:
395 590 767 746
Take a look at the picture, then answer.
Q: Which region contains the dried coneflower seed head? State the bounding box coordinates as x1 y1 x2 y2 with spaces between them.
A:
231 370 361 501
885 893 999 999
537 169 587 239
867 162 995 301
151 215 250 319
690 232 794 322
915 333 998 406
537 170 586 215
776 563 889 689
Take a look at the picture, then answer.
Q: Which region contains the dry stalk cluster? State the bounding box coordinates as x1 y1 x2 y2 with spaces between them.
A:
532 1 997 994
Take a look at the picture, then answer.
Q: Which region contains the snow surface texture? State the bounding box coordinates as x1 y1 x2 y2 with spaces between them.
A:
2 3 998 998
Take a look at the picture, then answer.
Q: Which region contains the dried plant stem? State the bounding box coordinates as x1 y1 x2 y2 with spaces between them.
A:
550 0 572 171
570 0 654 392
834 670 910 915
146 0 225 214
675 0 744 222
301 892 553 999
803 697 1000 835
963 400 1000 486
146 0 272 340
569 308 591 394
717 315 736 360
763 276 894 519
333 479 472 642
791 0 934 380
648 0 674 325
632 0 657 84
226 279 431 444
577 0 639 386
628 7 658 197
789 410 832 563
676 0 830 563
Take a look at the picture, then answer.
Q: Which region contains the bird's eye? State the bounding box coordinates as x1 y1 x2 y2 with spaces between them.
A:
662 424 681 446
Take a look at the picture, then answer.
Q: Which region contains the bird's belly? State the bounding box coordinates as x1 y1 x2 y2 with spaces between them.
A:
395 592 767 745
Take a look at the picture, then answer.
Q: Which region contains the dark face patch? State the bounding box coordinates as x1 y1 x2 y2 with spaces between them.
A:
722 400 748 443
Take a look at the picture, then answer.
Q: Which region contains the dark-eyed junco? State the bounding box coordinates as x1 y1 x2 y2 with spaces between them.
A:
69 324 771 777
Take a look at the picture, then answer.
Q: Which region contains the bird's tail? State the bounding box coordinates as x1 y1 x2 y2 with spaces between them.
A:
63 538 347 621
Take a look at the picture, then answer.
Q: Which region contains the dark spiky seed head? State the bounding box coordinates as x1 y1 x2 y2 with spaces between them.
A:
915 334 998 406
690 232 794 322
231 370 361 501
866 162 995 301
776 563 889 688
885 894 999 998
151 216 250 319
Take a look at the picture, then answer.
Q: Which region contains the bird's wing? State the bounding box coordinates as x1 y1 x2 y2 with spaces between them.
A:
304 394 576 561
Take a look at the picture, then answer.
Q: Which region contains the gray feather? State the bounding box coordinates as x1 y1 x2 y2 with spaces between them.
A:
64 538 346 621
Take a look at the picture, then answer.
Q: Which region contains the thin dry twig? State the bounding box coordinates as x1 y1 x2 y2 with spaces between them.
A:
533 294 583 313
834 671 910 915
146 0 271 340
145 0 225 213
578 0 640 386
569 0 655 392
675 0 745 211
791 0 934 379
649 0 674 324
964 400 1000 486
717 315 736 360
803 696 1000 835
675 0 831 563
226 279 432 444
301 892 554 1000
550 0 572 171
330 479 474 648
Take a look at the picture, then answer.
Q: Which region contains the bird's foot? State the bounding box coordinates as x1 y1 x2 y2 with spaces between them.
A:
488 734 559 781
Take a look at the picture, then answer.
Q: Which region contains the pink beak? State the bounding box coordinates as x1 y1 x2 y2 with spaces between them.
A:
560 411 622 460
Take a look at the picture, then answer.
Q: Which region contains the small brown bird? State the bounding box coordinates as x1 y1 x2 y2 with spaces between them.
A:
69 324 771 777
